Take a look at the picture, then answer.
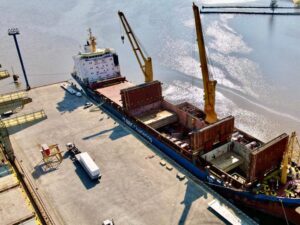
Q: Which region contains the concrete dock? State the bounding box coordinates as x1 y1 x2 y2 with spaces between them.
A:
5 83 256 225
0 150 40 225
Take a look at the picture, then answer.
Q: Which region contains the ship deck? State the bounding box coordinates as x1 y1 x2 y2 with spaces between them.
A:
4 83 256 225
95 81 134 106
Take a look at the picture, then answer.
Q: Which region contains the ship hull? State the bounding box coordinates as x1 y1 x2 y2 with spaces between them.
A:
74 75 300 225
212 185 300 224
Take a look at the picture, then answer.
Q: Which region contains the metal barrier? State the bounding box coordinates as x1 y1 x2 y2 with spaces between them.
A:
0 70 10 80
2 110 47 128
0 91 27 104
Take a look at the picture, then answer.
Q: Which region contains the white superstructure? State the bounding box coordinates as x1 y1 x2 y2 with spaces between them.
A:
73 29 121 85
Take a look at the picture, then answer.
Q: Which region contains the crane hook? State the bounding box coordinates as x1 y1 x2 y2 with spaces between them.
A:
121 35 125 44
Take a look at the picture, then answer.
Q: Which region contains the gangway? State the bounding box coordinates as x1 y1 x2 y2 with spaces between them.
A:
0 70 10 80
2 110 47 128
209 200 244 225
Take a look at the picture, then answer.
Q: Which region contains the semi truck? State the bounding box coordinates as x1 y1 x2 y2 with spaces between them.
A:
66 143 101 180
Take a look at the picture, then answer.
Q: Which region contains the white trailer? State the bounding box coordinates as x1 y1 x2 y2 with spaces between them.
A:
75 152 101 180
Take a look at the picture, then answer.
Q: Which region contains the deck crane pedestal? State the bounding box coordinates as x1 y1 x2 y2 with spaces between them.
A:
118 11 153 83
193 4 217 124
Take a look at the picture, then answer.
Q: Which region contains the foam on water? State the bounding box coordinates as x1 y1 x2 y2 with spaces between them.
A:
163 80 284 141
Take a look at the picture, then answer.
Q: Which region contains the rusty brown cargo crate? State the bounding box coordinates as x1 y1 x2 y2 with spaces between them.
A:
247 133 288 182
121 81 163 111
190 116 234 152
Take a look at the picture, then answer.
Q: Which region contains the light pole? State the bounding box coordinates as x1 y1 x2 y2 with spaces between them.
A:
8 28 30 91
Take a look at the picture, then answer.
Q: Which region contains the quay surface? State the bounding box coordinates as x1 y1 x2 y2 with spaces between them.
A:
6 83 256 225
0 149 41 225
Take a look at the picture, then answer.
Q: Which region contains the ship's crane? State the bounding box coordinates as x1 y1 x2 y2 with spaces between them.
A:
281 131 300 184
118 11 153 83
193 4 217 124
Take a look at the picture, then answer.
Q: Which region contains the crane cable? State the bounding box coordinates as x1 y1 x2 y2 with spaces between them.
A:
192 26 196 88
279 199 290 225
201 18 218 82
119 19 125 43
134 32 150 58
206 46 216 81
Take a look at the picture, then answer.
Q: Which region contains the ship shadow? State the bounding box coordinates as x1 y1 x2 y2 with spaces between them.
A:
56 90 85 113
82 125 129 141
178 179 208 225
179 179 234 225
6 117 47 135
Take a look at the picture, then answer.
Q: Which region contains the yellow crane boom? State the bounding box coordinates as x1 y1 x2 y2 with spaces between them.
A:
193 3 217 124
281 131 300 184
118 11 153 83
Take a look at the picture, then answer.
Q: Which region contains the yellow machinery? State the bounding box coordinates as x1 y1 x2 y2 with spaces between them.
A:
88 28 97 53
118 11 153 83
1 110 46 128
293 0 300 5
0 70 10 80
40 144 63 169
193 4 217 124
281 132 300 184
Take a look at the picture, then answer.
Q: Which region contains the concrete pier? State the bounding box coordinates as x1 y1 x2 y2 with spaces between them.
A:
6 83 256 225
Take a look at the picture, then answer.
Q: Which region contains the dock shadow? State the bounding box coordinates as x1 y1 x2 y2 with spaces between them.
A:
63 150 72 160
7 117 47 135
0 102 24 115
178 179 208 225
82 125 129 141
56 90 85 113
32 161 60 179
72 160 99 189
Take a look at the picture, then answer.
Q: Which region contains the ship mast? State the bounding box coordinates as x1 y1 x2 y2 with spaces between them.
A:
88 28 97 53
193 3 217 124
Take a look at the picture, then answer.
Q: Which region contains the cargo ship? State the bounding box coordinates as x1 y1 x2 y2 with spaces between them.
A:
71 5 300 224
